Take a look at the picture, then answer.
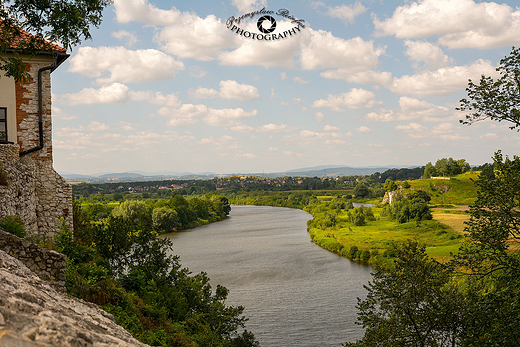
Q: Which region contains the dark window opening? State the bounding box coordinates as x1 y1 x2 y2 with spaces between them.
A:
0 108 7 143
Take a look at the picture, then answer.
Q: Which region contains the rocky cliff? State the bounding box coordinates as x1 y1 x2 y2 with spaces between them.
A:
0 249 149 347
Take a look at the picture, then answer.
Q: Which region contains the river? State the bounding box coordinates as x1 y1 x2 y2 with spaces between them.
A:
166 205 373 346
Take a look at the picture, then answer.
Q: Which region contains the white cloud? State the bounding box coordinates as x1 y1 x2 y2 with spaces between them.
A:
219 80 260 100
190 80 259 101
312 88 380 111
113 0 178 25
395 122 429 138
323 125 339 131
190 87 220 99
314 112 325 122
111 30 138 47
219 20 302 68
237 152 257 159
373 0 520 49
326 3 367 23
282 130 351 145
87 121 109 131
366 97 453 122
51 106 77 120
293 77 309 84
230 125 255 133
189 66 208 78
113 0 240 60
118 121 137 131
280 72 287 80
130 91 180 107
257 124 298 133
300 31 385 71
68 46 184 84
199 135 239 150
63 83 130 105
231 0 267 13
163 104 208 126
321 70 392 85
395 121 469 140
389 59 498 96
203 108 258 126
356 126 371 132
404 40 452 70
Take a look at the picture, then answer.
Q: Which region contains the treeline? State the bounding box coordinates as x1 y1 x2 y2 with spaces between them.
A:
79 194 231 232
423 158 470 178
71 166 433 199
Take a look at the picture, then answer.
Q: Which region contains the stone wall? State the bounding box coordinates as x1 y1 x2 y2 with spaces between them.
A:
15 62 53 162
0 229 66 291
0 143 73 237
0 249 150 347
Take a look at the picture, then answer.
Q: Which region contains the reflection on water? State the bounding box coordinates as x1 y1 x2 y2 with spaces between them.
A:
166 205 372 346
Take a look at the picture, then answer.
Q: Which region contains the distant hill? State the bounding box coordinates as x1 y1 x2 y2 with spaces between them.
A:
61 165 421 183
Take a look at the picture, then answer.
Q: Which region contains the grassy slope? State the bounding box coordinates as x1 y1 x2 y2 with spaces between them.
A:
398 171 479 205
308 207 464 266
308 172 479 265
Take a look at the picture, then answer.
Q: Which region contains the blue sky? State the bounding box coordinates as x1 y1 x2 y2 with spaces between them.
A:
50 0 520 175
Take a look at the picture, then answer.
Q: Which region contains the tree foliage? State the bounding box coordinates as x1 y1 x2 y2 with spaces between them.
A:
345 241 463 347
458 46 520 131
0 0 112 81
354 182 370 198
65 197 258 346
423 158 469 178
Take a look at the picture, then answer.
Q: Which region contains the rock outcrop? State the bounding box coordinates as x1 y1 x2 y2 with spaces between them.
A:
0 249 149 347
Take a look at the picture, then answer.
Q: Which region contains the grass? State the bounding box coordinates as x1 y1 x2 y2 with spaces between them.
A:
398 171 479 205
308 205 465 267
433 213 469 234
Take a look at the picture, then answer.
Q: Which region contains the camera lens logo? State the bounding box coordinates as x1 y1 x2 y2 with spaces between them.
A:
257 15 276 34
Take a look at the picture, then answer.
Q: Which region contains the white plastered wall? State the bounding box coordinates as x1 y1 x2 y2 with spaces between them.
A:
0 73 16 143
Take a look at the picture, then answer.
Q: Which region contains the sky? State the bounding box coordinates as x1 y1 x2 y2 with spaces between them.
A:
50 0 520 175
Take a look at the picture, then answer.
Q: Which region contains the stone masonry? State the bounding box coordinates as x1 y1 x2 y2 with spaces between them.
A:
0 249 150 347
0 229 66 291
16 62 53 162
0 143 72 237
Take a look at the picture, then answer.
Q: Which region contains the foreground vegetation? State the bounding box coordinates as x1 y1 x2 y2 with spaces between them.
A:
2 196 259 347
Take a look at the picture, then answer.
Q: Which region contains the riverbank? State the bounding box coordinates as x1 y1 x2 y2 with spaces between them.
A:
226 192 466 267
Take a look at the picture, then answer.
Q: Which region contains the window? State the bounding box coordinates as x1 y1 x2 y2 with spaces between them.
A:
0 108 7 143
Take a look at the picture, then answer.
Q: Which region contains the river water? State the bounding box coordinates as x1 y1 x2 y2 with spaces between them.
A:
166 205 373 346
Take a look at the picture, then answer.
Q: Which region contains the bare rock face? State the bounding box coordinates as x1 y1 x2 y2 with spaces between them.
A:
0 250 149 347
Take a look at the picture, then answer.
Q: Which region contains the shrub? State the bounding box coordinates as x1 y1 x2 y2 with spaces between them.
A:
361 250 371 262
0 215 26 238
349 245 359 259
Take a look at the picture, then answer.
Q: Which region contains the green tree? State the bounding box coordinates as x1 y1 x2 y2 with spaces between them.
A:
384 179 398 192
452 151 520 346
423 162 436 178
455 151 520 276
345 241 463 347
458 46 520 131
0 0 112 82
152 206 178 233
111 200 149 226
353 182 370 198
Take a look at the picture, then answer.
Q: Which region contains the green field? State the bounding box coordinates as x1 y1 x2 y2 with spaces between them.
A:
397 171 479 205
307 205 465 266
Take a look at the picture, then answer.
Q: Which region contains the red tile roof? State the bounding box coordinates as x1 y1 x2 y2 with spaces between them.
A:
1 21 66 53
